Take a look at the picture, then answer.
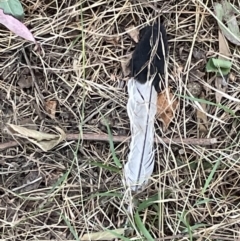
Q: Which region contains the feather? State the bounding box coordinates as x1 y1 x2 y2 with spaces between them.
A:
130 22 168 93
124 21 168 191
124 77 157 191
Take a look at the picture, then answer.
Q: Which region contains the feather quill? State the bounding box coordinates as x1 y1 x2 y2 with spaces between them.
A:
124 77 157 191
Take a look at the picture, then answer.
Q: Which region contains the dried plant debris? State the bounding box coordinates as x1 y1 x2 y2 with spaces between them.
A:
44 99 58 119
206 30 232 103
214 1 240 46
192 47 206 60
187 82 202 98
125 24 139 43
156 87 179 130
121 56 131 78
189 68 205 83
103 36 120 46
6 124 66 151
81 228 126 240
196 92 208 136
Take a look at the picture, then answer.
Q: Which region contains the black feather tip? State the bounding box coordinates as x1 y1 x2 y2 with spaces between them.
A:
130 22 168 93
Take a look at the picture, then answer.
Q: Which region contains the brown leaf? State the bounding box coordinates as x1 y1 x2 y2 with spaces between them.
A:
125 25 139 43
196 92 208 136
219 30 230 58
156 87 179 130
44 99 57 119
6 124 66 152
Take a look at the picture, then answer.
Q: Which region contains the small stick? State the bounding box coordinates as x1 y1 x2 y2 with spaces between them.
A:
66 133 217 146
0 132 217 151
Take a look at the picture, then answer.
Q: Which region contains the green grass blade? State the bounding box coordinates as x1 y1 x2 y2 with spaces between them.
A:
178 94 235 116
201 158 221 195
98 112 122 168
134 212 154 241
89 161 120 173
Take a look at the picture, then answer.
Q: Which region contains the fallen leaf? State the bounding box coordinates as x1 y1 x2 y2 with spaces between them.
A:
196 92 208 136
214 2 240 45
6 124 66 151
125 25 139 43
0 9 36 42
206 58 232 76
0 0 24 20
81 228 125 240
44 99 57 119
218 30 230 58
156 87 179 130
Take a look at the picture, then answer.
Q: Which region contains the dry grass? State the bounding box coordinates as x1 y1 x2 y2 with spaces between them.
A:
1 0 240 240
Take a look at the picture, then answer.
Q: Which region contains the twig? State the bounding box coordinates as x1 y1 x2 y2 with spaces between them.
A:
66 133 217 146
0 132 217 151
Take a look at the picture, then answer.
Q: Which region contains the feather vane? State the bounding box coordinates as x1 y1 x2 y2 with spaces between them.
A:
124 77 157 191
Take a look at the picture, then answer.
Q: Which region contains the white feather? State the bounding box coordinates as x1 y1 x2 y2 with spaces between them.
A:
124 77 158 191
